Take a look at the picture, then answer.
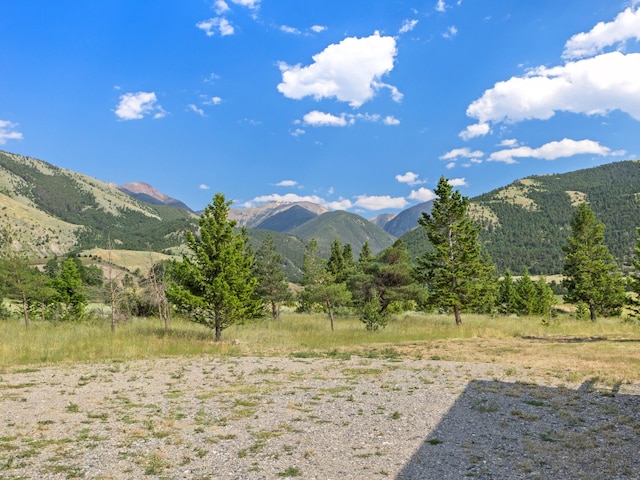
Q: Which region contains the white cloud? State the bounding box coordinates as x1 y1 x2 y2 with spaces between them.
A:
445 162 456 169
199 184 210 190
489 138 618 164
498 138 520 147
464 52 640 131
291 128 306 137
276 180 297 187
326 198 353 210
300 111 399 127
563 7 640 59
230 0 260 8
0 120 23 144
188 104 205 116
449 178 467 187
399 19 419 34
436 0 447 12
277 32 400 107
204 73 221 83
303 111 349 127
440 147 484 160
197 17 234 36
354 195 408 211
311 25 327 33
443 26 458 38
203 96 222 105
459 122 490 140
115 92 165 120
396 172 425 185
409 187 436 202
214 0 230 14
280 25 301 35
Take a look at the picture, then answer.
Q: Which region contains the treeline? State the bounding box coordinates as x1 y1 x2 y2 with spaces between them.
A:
3 181 640 341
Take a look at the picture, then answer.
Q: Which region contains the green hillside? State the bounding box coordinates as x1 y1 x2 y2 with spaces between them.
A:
288 210 397 257
0 150 197 255
403 160 640 275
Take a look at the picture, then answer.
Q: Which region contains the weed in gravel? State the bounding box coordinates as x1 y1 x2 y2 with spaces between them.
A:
144 452 169 475
66 402 80 413
510 409 540 421
390 411 402 420
471 398 500 413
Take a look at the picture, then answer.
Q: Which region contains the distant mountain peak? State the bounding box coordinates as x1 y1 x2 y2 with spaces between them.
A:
118 182 192 211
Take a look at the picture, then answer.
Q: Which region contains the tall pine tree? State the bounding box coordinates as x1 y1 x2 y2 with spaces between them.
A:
253 234 291 319
562 202 626 321
167 193 260 341
417 176 496 325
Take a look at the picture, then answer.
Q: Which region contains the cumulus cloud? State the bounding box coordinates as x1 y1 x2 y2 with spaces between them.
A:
488 138 620 164
115 92 165 120
300 110 399 127
280 25 301 34
449 178 467 187
396 172 425 185
399 19 419 34
303 111 349 127
563 7 640 59
277 32 400 107
463 52 640 138
459 122 490 140
498 138 520 147
436 0 447 12
291 128 306 137
243 192 351 210
276 180 297 187
214 0 230 14
199 184 210 190
0 120 23 144
204 96 222 105
354 195 408 211
230 0 260 8
409 187 436 202
311 25 327 33
197 17 234 36
440 147 484 160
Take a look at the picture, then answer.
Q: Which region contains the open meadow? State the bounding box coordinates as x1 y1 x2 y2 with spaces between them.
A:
1 313 640 478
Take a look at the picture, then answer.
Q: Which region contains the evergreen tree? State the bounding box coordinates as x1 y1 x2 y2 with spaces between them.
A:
417 176 497 324
628 227 640 318
167 193 261 341
358 242 372 266
515 269 538 316
50 258 87 321
497 270 517 315
253 234 291 319
562 202 626 321
299 238 351 331
535 276 555 317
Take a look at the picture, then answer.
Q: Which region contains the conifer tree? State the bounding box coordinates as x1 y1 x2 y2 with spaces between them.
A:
253 234 291 319
300 238 351 331
562 202 626 321
515 269 538 316
497 270 517 315
167 193 260 341
628 227 640 318
417 176 496 324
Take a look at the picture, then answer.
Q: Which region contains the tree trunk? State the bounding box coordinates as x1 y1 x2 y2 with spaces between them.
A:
215 312 222 341
589 304 597 322
21 292 29 330
327 301 335 331
271 300 278 320
454 304 462 325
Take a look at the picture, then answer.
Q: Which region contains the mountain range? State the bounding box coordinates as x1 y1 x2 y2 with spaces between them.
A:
1 149 639 278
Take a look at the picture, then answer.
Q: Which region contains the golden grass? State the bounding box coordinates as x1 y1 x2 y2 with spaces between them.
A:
1 312 639 384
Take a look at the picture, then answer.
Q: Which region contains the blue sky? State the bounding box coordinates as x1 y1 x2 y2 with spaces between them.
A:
1 1 640 214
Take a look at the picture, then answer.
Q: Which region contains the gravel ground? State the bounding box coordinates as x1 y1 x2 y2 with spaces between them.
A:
1 355 639 479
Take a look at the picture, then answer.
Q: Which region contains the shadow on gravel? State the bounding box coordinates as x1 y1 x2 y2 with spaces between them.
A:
398 379 640 479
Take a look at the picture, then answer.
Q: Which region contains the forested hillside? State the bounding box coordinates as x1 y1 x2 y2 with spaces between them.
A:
0 151 198 255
